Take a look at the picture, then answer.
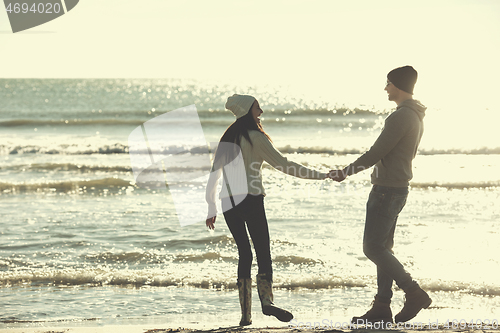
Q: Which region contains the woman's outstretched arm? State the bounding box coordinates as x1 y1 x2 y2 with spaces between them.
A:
254 133 327 180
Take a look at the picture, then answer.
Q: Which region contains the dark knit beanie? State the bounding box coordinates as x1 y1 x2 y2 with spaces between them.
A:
387 66 418 94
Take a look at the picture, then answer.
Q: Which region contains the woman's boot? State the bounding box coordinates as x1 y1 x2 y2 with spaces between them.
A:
256 273 293 322
237 278 252 326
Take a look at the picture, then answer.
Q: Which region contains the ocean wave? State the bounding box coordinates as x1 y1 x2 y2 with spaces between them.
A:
419 147 500 155
2 268 498 296
278 145 500 156
0 177 134 194
0 163 132 173
273 255 323 265
280 275 368 289
1 176 497 196
0 119 144 127
1 143 213 155
0 266 238 289
173 252 237 263
0 110 380 128
1 143 130 155
411 181 500 189
3 143 500 156
82 251 229 265
422 279 500 297
168 234 235 249
0 162 207 176
0 174 220 194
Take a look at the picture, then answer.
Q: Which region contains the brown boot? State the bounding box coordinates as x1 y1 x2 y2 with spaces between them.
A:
256 273 293 322
351 296 393 325
394 287 432 323
237 278 252 326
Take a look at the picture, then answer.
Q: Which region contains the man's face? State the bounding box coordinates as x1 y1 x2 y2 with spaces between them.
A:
384 80 400 102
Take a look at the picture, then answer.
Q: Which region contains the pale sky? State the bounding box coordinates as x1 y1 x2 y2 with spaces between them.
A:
1 0 500 111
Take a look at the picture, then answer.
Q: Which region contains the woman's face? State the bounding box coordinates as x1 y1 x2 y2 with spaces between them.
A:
250 100 263 124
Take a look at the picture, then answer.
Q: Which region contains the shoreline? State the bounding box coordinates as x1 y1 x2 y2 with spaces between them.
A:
1 323 499 333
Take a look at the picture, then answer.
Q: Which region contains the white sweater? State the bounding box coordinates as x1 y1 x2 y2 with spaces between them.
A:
206 130 326 218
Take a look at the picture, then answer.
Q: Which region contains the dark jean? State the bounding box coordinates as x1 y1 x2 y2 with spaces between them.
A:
222 194 272 279
363 185 418 301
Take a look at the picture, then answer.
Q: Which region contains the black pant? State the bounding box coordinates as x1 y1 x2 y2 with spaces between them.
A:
363 185 416 299
222 194 272 279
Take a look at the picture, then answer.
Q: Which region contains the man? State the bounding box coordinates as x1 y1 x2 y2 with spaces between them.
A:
329 66 431 324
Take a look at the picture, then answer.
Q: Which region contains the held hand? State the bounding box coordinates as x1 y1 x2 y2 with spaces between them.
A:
206 216 216 230
328 169 347 182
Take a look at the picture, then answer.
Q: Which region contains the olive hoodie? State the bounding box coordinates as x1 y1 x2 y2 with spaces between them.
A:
345 99 426 187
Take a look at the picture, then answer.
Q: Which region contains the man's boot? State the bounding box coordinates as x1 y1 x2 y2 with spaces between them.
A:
351 296 393 325
256 273 293 322
395 286 432 323
237 278 252 326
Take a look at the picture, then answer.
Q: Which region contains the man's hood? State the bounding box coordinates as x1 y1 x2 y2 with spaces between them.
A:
397 99 426 120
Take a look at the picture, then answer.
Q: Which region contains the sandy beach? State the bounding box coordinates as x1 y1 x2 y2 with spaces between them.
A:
1 324 499 333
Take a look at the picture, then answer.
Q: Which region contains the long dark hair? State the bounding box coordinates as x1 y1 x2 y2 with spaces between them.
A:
220 109 270 147
213 102 271 168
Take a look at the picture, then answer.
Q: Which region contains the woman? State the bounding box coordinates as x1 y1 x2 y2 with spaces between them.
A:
206 94 327 326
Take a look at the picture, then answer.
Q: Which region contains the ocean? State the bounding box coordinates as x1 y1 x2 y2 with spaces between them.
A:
1 79 499 329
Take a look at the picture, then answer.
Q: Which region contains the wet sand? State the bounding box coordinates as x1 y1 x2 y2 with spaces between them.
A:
1 324 499 333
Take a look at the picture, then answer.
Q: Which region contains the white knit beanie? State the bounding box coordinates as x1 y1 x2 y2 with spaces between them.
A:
225 94 256 119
